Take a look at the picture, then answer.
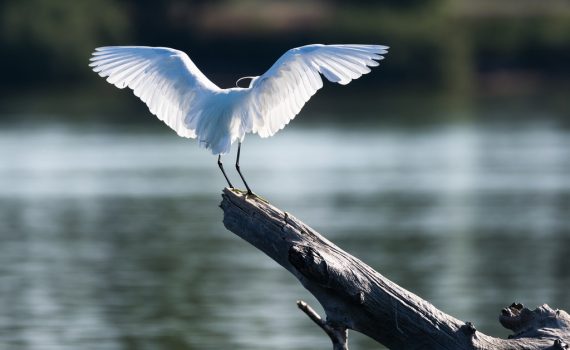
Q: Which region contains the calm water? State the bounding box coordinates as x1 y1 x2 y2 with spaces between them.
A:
1 118 569 350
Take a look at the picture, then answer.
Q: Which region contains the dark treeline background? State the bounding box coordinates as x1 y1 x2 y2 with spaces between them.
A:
1 0 570 97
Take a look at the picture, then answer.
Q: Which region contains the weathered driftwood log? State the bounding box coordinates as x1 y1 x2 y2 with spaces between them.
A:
220 188 570 350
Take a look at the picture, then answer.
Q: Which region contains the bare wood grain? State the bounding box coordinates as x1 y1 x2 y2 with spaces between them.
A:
220 188 569 350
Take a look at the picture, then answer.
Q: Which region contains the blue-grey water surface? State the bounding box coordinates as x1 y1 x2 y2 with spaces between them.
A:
1 117 569 349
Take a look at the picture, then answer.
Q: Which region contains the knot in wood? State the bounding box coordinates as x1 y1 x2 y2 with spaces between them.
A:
461 321 476 336
554 338 569 349
289 245 329 285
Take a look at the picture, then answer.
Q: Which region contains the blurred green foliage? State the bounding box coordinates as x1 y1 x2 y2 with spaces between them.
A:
1 0 569 94
0 0 129 84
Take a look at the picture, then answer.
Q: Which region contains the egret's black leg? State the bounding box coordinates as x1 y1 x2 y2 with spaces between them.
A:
218 155 234 189
235 142 253 195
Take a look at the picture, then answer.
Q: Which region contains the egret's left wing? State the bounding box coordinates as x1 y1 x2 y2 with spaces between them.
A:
246 44 388 137
89 46 220 138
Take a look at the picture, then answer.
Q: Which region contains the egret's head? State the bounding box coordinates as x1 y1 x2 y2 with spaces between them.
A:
235 76 258 88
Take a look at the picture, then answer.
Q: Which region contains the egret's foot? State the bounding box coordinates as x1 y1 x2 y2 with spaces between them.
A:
228 187 268 202
230 188 250 195
246 190 265 201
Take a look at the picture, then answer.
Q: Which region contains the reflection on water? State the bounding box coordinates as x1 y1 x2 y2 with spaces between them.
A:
0 119 569 350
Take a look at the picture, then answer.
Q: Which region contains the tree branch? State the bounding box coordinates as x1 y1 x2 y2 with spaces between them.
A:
297 300 348 350
220 188 570 350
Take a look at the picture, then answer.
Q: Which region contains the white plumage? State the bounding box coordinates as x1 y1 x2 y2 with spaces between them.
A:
89 44 388 155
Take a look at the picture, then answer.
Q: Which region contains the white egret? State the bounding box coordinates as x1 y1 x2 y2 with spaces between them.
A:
89 44 389 194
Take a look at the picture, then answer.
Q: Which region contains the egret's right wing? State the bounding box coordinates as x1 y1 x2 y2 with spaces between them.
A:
90 46 220 138
247 44 388 137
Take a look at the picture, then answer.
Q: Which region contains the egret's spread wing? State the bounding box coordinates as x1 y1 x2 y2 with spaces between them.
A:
90 46 220 138
247 44 388 137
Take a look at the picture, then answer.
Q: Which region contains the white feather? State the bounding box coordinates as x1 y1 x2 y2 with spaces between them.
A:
90 46 219 141
90 44 388 154
246 44 388 137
